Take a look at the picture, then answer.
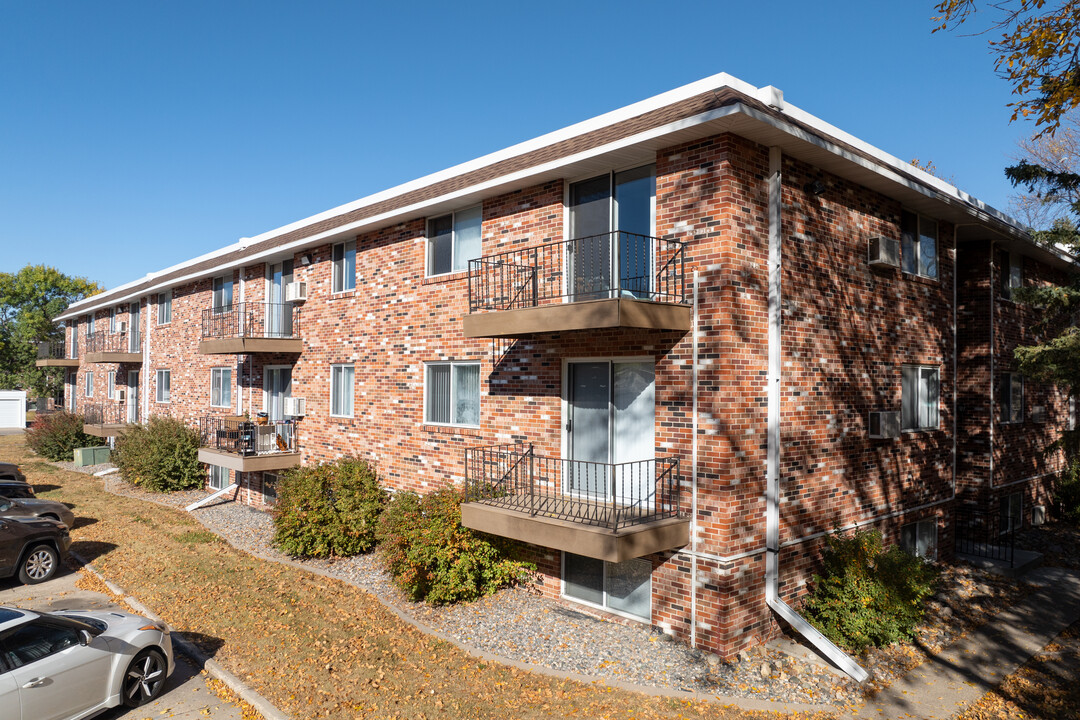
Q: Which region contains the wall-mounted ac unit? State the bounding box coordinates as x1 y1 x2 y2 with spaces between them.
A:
283 397 306 416
1032 504 1047 526
116 389 127 403
285 282 308 302
117 320 128 333
868 237 900 269
1032 405 1047 423
869 410 901 439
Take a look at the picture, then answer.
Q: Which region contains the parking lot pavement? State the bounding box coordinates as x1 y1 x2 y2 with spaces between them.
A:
0 566 243 719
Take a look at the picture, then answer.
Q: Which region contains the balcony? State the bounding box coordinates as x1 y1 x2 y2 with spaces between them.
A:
199 302 303 354
464 232 691 338
461 444 688 562
84 332 142 364
35 341 79 367
84 401 137 437
197 415 301 472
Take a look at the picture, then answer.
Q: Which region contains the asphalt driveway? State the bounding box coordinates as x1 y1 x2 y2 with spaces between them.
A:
0 564 242 719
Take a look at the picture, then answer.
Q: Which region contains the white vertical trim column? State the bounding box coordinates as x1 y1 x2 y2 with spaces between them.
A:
690 270 699 647
142 296 151 423
762 146 867 682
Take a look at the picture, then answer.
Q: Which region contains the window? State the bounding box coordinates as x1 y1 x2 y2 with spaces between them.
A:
107 371 115 400
1001 492 1023 533
901 365 939 430
212 276 233 313
1070 395 1077 431
332 240 356 293
1003 372 1024 423
425 362 480 426
263 472 280 503
1 619 83 669
901 210 938 279
211 368 232 408
70 321 77 357
330 364 354 417
155 369 171 403
109 308 117 334
563 553 651 621
208 465 230 491
84 372 93 398
86 315 95 337
158 290 172 324
426 206 481 276
900 519 937 560
1003 252 1023 299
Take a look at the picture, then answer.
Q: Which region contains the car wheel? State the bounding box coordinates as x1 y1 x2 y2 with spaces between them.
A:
17 544 58 584
122 648 167 707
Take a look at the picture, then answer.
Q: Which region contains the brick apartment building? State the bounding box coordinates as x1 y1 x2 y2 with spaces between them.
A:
38 73 1075 668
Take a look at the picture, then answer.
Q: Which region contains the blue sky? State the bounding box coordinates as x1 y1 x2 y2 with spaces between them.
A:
0 1 1027 290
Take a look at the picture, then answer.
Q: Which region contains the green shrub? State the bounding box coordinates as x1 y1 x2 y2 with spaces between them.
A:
25 411 96 461
376 486 535 605
1054 458 1080 523
271 457 388 558
802 528 939 653
113 416 204 492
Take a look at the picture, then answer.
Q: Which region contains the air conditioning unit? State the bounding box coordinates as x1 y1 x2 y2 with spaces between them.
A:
116 389 127 403
285 281 308 302
1032 405 1047 423
868 237 900 269
868 410 901 439
117 320 128 333
283 397 306 417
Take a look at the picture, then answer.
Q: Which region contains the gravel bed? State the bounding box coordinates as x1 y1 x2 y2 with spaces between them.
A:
71 466 1057 706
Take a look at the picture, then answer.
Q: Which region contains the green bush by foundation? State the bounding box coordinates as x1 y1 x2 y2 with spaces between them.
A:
113 415 203 492
25 411 96 461
377 486 535 605
271 457 387 558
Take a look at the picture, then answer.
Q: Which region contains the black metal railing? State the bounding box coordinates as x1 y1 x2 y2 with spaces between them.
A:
467 232 687 313
199 416 297 456
84 401 133 427
85 331 141 355
954 504 1016 567
464 443 681 531
37 340 69 360
201 302 301 342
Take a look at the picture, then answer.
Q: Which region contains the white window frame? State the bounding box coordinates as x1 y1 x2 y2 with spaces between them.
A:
901 210 939 280
426 205 482 277
262 472 281 503
423 361 481 427
84 371 93 398
900 519 938 560
1003 372 1024 424
901 364 940 431
330 364 354 418
212 276 233 313
109 308 117 334
87 315 95 337
1070 395 1077 431
1003 251 1023 299
560 552 652 622
107 371 116 401
208 465 230 491
155 369 171 404
210 367 232 409
1002 492 1023 533
157 290 172 325
332 240 357 293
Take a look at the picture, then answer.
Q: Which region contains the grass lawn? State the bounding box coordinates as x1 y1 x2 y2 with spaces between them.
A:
1 434 832 720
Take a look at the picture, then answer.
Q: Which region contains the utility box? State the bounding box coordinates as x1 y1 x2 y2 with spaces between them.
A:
1032 504 1047 527
73 446 110 467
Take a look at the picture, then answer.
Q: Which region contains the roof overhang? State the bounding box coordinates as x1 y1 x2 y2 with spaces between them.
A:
58 73 1077 321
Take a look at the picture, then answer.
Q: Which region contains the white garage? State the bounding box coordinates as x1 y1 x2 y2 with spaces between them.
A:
0 390 27 429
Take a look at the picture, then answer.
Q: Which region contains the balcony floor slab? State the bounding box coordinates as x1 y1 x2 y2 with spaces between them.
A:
463 298 690 338
198 447 301 472
199 338 303 355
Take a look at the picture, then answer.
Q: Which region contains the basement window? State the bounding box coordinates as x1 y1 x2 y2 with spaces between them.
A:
208 465 230 491
900 519 937 560
562 553 651 621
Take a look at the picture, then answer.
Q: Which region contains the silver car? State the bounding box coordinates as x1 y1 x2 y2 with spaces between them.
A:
0 498 74 530
0 606 175 719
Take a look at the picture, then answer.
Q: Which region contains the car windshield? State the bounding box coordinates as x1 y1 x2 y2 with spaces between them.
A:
49 613 107 633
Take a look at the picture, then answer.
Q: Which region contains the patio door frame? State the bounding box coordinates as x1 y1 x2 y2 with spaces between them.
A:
560 356 655 506
563 163 657 302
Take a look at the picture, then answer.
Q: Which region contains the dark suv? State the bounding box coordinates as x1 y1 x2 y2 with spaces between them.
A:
0 462 36 499
0 517 71 584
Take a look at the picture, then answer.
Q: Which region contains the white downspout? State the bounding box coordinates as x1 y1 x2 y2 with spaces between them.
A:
989 242 995 489
763 146 867 683
690 270 699 647
142 297 150 423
